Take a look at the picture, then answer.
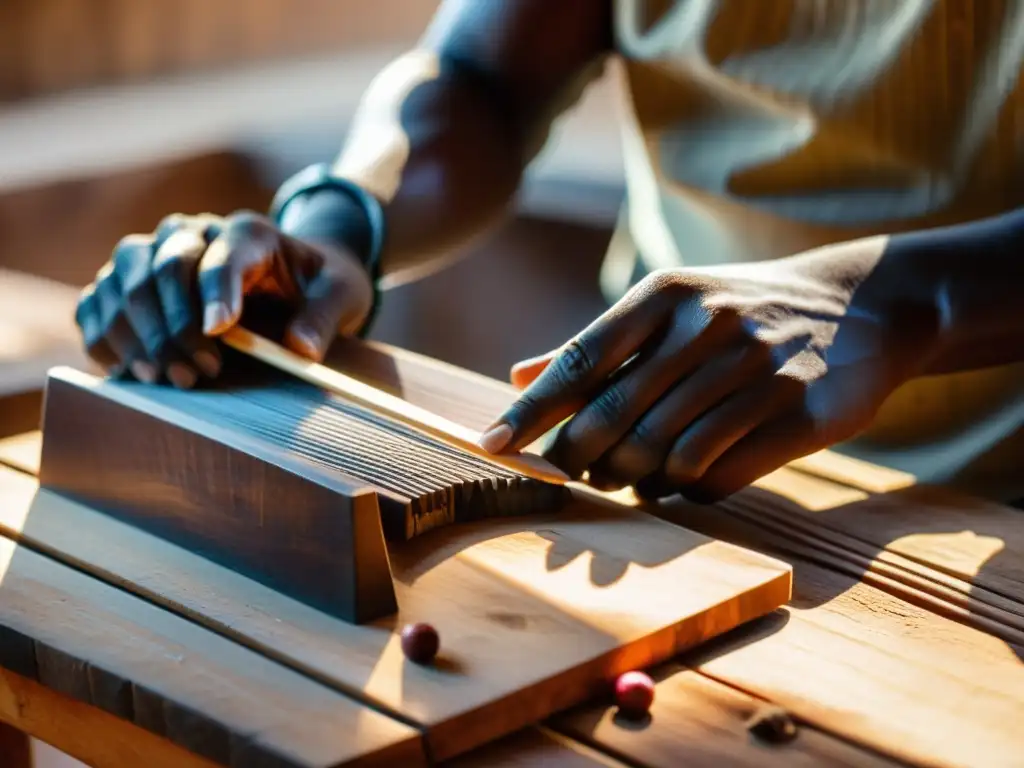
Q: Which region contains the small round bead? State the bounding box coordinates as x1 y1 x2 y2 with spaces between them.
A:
400 622 440 664
614 671 655 717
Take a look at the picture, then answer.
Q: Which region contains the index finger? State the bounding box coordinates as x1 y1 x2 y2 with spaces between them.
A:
480 291 674 454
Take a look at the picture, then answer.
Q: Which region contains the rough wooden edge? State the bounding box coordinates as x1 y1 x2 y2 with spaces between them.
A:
1 669 218 768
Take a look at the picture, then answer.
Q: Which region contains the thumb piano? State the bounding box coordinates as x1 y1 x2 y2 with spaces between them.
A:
21 330 791 763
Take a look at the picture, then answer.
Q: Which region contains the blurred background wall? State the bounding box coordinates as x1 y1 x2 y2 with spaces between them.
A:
0 0 627 381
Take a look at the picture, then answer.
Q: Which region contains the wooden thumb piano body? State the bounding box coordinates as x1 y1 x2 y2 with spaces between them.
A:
33 329 792 732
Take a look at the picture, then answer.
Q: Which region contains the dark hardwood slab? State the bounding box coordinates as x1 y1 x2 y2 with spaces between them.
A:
38 366 397 624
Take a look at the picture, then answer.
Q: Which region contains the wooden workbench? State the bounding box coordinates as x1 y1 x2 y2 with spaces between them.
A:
1 334 1022 768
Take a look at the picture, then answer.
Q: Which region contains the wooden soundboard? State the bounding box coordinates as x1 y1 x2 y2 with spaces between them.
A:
0 334 793 764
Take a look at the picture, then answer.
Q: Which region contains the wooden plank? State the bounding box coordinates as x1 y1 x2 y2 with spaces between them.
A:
444 727 623 767
0 533 425 767
0 463 790 762
715 467 1024 645
656 500 1024 768
552 664 895 767
761 461 1024 600
0 719 32 768
1 669 217 768
326 337 1024 643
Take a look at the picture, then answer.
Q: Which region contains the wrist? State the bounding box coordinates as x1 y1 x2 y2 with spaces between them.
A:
277 187 375 274
270 164 387 337
879 209 1024 374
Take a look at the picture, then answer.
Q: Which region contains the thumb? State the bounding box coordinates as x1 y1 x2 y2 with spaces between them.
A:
510 349 559 390
284 269 353 361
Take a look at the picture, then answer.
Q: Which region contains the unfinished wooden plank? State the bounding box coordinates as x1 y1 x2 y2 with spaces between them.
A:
0 464 790 762
444 727 622 767
656 500 1024 768
328 337 1024 646
705 467 1024 645
755 465 1024 598
552 664 895 767
1 669 217 768
0 533 425 767
720 495 1024 648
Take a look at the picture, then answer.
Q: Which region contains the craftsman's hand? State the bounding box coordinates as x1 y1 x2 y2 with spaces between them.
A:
479 239 938 502
74 211 374 387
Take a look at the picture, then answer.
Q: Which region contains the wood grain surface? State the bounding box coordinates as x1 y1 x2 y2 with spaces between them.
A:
312 338 1024 767
551 664 896 767
39 368 399 624
0 462 790 761
656 501 1024 768
0 532 425 767
1 669 219 768
8 334 1024 767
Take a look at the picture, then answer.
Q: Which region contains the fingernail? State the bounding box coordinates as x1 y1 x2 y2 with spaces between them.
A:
194 350 221 377
167 363 198 389
478 423 513 454
287 327 323 360
130 361 158 384
203 301 233 335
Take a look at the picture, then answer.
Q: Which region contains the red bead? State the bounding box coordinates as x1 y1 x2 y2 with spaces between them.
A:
401 622 439 664
615 671 654 717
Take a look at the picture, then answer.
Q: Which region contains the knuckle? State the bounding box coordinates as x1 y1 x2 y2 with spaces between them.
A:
628 418 662 448
154 232 204 275
551 339 596 388
643 268 680 295
152 248 191 281
227 210 273 241
589 384 631 429
156 213 189 235
94 267 121 298
508 390 543 425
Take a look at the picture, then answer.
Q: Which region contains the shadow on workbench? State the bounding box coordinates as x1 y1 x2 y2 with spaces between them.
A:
655 480 1024 665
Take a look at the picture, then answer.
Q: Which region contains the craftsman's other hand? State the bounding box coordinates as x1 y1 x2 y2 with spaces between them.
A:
75 211 374 388
481 241 936 502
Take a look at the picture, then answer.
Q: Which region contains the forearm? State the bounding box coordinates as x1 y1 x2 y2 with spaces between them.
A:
886 208 1024 374
280 0 611 286
331 49 533 282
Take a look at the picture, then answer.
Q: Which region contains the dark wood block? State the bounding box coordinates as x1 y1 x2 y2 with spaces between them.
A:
37 366 398 624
